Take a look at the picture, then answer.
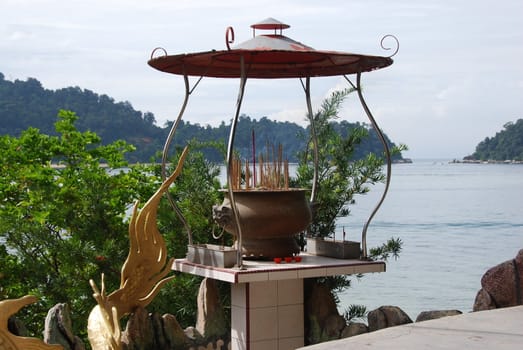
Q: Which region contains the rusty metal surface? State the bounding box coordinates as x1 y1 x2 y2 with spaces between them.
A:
148 18 393 78
149 18 399 266
149 50 392 78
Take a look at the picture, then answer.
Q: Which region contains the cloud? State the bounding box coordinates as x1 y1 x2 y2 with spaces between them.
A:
1 0 522 158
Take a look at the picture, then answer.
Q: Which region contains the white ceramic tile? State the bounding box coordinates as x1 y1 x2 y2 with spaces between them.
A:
277 279 303 306
207 269 235 283
278 336 304 350
278 304 304 338
231 305 247 340
174 256 385 283
326 265 357 276
268 269 299 280
229 336 247 350
249 280 278 308
231 284 247 307
249 307 278 341
250 339 278 350
298 267 326 279
237 271 269 283
352 263 385 274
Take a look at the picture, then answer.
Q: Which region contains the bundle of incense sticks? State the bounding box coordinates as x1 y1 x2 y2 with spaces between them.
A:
229 143 289 190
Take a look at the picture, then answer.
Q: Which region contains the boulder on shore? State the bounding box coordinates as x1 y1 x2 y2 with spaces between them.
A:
367 305 412 332
473 248 523 311
415 310 462 322
305 281 343 344
341 322 368 338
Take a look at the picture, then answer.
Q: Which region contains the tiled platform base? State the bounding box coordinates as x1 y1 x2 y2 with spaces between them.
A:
173 254 385 349
231 279 304 350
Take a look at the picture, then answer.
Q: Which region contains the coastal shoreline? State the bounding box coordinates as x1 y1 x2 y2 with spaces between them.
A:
450 159 523 164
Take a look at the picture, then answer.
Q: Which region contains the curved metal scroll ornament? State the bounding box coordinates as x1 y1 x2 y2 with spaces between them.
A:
380 34 399 58
356 72 391 260
87 146 189 350
161 72 194 244
0 296 63 350
150 47 168 60
151 47 196 245
225 26 235 50
343 35 399 259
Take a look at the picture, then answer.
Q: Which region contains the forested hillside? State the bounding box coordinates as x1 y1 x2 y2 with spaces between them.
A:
466 119 523 161
0 73 404 163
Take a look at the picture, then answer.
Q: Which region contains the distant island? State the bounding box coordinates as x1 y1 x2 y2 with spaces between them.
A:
457 119 523 163
451 159 523 164
0 73 405 163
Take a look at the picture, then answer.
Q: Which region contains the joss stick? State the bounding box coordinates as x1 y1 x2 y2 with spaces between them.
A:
231 157 237 190
268 162 271 188
252 129 256 188
278 144 283 188
275 144 278 189
248 142 288 190
229 157 235 190
274 145 281 188
284 158 289 189
266 141 271 188
235 157 238 190
233 156 240 190
274 144 278 188
245 159 250 189
258 154 263 188
229 157 234 190
237 157 242 189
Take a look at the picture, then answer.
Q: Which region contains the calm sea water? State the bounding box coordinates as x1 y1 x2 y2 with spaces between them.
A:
217 160 523 318
336 159 523 319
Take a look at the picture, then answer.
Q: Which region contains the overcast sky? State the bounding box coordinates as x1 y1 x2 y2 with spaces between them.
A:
2 0 522 159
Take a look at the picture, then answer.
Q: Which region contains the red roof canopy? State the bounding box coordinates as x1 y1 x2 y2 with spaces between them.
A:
148 18 393 79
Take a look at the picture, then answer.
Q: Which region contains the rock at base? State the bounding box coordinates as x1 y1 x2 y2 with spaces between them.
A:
121 306 156 350
305 281 343 344
8 316 28 336
163 313 189 348
473 248 523 311
321 314 346 340
44 303 85 350
195 278 227 338
341 322 368 338
415 310 462 322
367 305 412 332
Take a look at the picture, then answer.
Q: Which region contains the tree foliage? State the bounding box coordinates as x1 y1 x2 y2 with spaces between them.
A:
0 110 142 336
0 73 164 163
135 140 231 327
295 88 407 238
467 119 523 161
296 88 406 310
0 110 225 339
0 73 405 163
0 79 408 344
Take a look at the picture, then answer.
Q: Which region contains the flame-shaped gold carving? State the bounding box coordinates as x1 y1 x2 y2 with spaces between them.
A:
0 295 63 350
88 146 189 350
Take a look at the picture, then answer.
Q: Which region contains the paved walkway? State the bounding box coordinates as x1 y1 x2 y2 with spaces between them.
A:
300 306 523 350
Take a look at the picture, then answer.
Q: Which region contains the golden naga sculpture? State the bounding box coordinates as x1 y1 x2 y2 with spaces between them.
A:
88 146 189 350
0 295 63 350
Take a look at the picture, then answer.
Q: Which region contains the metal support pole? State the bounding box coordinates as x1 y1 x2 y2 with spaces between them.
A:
226 55 248 269
347 72 392 259
301 77 319 205
161 72 194 244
